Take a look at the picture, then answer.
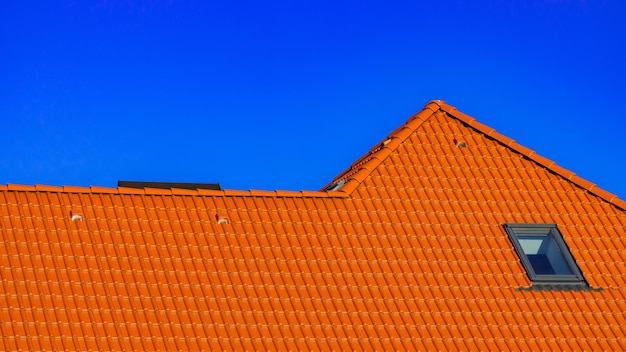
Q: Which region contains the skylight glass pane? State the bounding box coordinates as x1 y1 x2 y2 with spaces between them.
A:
518 234 574 276
518 237 543 254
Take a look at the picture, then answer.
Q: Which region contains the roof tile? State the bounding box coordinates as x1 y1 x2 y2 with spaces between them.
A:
116 186 146 194
6 183 33 191
143 187 174 195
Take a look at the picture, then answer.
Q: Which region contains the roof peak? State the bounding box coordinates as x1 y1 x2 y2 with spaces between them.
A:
323 101 625 210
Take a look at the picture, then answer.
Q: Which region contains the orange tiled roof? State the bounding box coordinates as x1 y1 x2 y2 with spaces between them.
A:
1 101 625 351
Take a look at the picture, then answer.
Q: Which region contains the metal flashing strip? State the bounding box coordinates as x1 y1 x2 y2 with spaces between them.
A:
117 180 221 190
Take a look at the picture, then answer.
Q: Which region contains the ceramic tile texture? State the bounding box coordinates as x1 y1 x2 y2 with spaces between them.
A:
1 101 625 351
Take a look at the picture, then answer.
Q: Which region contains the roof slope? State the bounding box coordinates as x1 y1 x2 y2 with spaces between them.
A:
1 101 626 351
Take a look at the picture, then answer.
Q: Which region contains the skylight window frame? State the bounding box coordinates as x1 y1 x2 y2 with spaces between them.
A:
503 223 586 284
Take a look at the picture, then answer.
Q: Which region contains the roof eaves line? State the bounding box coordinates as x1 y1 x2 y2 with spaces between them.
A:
439 103 626 211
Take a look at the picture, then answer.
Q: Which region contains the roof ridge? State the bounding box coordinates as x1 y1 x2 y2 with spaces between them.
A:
0 183 348 198
5 101 622 209
438 102 626 211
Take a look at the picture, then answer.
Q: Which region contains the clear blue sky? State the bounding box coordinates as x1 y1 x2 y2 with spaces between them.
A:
1 1 625 199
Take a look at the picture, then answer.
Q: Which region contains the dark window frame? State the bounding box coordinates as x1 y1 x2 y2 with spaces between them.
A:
503 223 586 284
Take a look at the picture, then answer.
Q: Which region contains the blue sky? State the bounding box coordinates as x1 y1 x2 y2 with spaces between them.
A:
1 1 625 199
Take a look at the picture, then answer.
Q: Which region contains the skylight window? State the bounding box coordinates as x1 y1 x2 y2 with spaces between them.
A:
503 224 586 285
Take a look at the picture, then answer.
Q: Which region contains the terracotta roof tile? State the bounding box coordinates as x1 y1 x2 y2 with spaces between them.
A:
2 101 626 351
